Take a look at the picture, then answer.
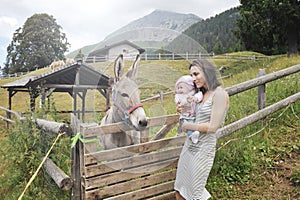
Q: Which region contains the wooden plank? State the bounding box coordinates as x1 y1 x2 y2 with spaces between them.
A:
70 113 82 200
257 69 266 110
0 115 15 123
225 64 300 96
86 169 176 199
85 147 182 177
84 136 185 165
147 191 176 200
140 128 149 143
105 181 175 200
151 123 177 141
82 114 179 138
34 118 72 135
44 158 73 190
217 92 300 139
85 158 178 189
44 84 109 89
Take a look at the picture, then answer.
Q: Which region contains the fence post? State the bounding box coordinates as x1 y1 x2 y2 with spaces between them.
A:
70 114 83 200
257 69 266 110
172 53 174 60
159 91 163 103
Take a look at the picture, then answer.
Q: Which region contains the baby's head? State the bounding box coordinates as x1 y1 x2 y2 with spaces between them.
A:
175 75 195 95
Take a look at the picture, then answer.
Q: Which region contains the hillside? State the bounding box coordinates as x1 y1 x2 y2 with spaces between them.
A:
0 54 299 199
168 7 241 54
67 9 201 58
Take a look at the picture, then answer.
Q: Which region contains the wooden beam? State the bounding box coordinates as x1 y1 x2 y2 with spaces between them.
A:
81 114 179 138
225 64 300 96
32 118 72 135
44 84 109 89
70 114 83 200
44 158 73 190
217 92 300 139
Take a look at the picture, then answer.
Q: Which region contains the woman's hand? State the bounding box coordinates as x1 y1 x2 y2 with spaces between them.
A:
176 103 190 114
176 103 182 114
182 121 208 133
182 120 193 132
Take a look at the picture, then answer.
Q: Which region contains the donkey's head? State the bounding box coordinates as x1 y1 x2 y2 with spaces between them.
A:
111 54 147 131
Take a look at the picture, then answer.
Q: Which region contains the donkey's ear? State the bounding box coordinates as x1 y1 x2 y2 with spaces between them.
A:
114 54 124 82
126 54 140 80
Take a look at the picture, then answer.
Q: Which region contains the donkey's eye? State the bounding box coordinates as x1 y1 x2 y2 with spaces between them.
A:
121 93 129 98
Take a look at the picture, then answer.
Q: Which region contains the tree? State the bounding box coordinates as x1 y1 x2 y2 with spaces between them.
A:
4 13 70 74
213 41 223 54
237 0 300 56
74 49 85 61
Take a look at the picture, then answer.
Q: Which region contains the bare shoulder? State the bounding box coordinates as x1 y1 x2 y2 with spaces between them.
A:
214 87 228 97
213 87 229 103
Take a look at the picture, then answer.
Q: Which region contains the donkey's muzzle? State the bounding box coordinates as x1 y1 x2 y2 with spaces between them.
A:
138 119 148 130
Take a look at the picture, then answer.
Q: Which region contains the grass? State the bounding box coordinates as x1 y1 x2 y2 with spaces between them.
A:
0 52 299 199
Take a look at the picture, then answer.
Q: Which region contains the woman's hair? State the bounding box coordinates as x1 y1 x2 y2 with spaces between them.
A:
189 59 221 92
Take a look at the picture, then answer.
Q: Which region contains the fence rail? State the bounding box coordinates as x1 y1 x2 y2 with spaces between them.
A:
1 64 299 199
72 64 299 199
0 53 270 80
83 53 269 63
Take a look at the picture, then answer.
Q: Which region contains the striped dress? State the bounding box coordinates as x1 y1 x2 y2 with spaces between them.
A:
174 94 217 200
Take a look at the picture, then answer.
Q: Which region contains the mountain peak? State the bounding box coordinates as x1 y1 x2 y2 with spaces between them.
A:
105 9 202 40
67 9 202 57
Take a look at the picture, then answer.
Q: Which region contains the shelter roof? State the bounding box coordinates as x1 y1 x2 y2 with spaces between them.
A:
1 62 111 92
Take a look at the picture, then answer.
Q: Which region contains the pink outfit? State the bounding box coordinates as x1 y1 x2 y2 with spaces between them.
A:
175 75 203 120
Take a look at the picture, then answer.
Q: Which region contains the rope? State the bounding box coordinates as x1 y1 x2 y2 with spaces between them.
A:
18 132 65 200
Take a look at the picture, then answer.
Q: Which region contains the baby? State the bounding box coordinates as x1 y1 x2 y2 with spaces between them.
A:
174 75 203 143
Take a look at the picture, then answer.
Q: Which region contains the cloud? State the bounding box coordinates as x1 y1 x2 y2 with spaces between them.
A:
0 16 19 38
0 0 240 65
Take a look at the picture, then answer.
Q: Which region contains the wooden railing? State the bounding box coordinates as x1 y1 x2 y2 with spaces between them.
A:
83 53 269 63
1 64 299 199
72 64 299 199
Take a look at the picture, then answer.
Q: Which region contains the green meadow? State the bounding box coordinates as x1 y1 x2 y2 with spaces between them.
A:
0 52 299 199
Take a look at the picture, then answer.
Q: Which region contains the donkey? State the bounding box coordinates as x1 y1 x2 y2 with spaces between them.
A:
100 54 148 149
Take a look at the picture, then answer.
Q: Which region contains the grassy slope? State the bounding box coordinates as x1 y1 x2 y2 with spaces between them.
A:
0 53 299 199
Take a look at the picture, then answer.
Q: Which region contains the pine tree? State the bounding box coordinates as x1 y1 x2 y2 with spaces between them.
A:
237 0 300 56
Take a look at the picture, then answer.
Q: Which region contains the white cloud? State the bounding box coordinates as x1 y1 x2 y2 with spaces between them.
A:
0 16 19 38
0 0 240 64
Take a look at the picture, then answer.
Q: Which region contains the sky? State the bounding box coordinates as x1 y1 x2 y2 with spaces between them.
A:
0 0 240 67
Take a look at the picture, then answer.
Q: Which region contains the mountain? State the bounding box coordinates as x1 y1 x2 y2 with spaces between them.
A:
67 9 202 58
106 9 201 40
167 7 242 54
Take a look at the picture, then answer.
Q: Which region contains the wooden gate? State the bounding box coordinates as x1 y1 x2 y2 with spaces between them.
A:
71 114 182 199
69 64 300 199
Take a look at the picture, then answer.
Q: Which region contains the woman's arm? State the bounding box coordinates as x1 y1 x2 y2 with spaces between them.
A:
182 88 229 133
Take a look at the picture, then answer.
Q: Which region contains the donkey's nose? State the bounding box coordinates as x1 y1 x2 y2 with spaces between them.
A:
139 119 148 129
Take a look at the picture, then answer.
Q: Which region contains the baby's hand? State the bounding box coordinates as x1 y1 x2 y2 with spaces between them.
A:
187 96 197 103
177 104 190 114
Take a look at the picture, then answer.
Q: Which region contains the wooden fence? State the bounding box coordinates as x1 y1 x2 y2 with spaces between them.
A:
0 64 299 199
84 53 269 63
71 64 299 199
0 53 269 80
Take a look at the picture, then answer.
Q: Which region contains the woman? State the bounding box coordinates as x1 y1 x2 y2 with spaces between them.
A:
174 59 229 200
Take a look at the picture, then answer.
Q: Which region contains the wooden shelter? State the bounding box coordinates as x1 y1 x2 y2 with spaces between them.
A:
1 61 111 121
